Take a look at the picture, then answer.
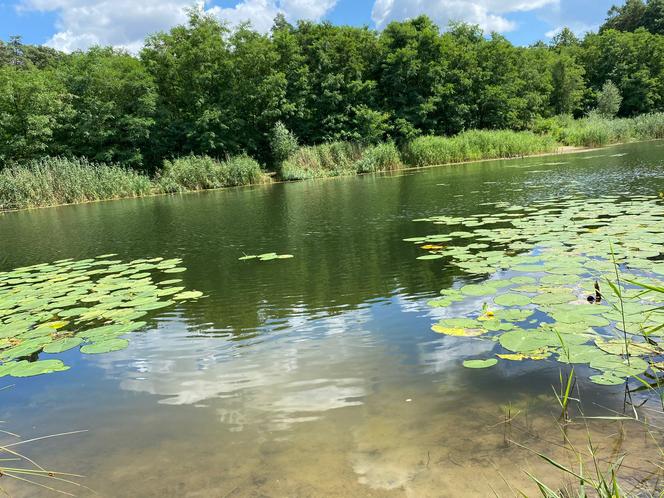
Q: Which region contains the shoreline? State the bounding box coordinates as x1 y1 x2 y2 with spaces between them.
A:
0 141 640 214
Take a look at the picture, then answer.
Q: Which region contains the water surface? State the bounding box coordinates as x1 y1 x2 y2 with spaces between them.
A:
1 142 664 496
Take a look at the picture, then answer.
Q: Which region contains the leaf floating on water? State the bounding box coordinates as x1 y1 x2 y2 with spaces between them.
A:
589 374 626 386
80 338 129 354
417 254 444 260
173 291 204 300
239 252 295 262
431 325 485 337
9 359 70 377
43 337 83 354
163 267 187 274
494 293 531 307
462 359 498 369
0 253 203 375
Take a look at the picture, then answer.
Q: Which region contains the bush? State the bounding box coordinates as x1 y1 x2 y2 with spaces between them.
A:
631 113 664 140
156 154 265 193
0 157 153 210
596 81 622 118
356 142 402 173
280 142 364 180
401 130 559 167
269 122 299 165
280 141 403 180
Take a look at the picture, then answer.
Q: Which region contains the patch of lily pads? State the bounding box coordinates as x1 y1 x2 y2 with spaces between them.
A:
408 195 664 385
238 252 294 262
0 255 205 378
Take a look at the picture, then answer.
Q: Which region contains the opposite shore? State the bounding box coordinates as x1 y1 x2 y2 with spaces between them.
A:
1 113 664 213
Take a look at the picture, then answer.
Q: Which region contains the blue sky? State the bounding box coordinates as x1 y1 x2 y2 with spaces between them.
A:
0 0 618 52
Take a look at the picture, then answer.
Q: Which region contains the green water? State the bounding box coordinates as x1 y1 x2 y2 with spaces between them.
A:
1 142 664 496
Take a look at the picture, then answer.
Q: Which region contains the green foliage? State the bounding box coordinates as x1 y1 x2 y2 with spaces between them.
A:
401 130 559 167
156 155 265 192
596 80 623 117
550 54 586 115
540 112 664 146
2 9 664 176
57 47 157 168
581 28 664 116
280 142 364 180
0 157 152 210
355 142 402 173
269 121 299 165
0 66 72 165
602 0 664 35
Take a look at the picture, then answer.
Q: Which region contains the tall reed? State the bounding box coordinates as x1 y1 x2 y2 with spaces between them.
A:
0 157 153 210
401 129 559 167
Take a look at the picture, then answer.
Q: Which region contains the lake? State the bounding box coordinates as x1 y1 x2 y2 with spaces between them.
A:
1 141 664 496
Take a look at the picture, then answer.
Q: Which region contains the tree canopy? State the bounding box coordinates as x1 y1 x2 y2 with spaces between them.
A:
1 1 664 170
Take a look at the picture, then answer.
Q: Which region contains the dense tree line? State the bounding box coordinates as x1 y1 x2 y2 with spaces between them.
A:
1 1 664 170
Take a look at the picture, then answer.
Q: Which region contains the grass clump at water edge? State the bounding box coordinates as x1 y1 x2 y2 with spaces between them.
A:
401 129 560 168
0 157 153 211
0 155 269 210
280 141 402 180
156 154 267 193
533 112 664 148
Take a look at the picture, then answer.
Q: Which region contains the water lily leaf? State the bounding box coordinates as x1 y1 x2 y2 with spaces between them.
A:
460 284 496 297
494 294 531 307
238 255 257 261
594 339 657 357
431 325 485 337
9 359 70 377
499 329 559 353
589 374 625 386
158 279 183 285
497 348 551 361
43 337 83 354
163 267 186 273
173 291 203 300
463 359 498 369
417 254 444 260
510 276 536 285
80 339 129 354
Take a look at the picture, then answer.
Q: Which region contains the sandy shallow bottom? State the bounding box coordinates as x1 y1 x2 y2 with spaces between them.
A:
3 381 661 498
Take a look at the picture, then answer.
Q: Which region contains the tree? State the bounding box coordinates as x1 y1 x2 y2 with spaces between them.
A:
602 0 664 35
141 9 235 164
596 81 623 116
269 121 298 165
0 66 72 165
581 28 664 115
58 47 156 167
377 16 451 140
550 54 586 115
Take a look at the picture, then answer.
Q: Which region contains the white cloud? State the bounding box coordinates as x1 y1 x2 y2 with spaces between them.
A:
544 21 597 39
19 0 338 52
371 0 559 33
209 0 337 32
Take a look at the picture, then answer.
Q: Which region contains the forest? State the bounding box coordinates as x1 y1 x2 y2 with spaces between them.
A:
0 0 664 206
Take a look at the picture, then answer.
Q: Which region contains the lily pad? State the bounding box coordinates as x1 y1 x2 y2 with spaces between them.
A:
9 359 70 377
463 359 498 369
494 293 531 307
80 338 129 354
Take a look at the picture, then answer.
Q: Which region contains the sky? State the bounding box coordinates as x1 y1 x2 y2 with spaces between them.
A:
0 0 619 52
